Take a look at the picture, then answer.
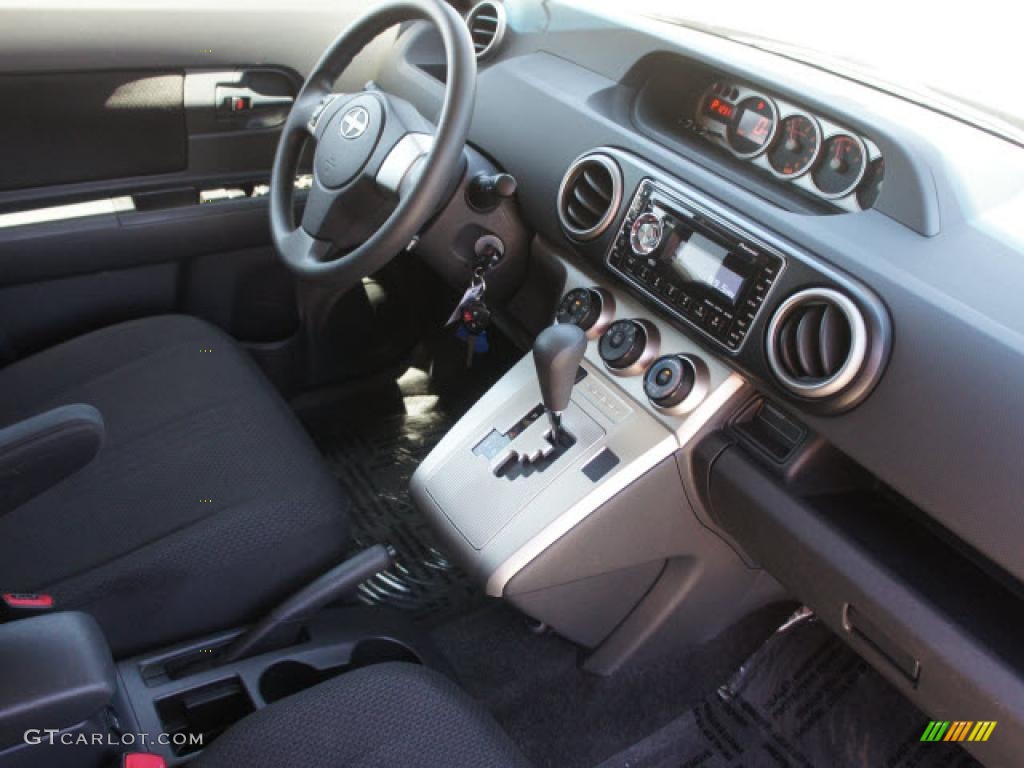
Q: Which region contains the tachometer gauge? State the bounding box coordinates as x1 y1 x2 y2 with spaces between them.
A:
727 97 776 158
812 134 866 197
768 114 820 177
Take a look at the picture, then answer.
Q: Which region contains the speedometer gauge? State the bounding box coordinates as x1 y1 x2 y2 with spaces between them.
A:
812 134 866 197
768 114 820 177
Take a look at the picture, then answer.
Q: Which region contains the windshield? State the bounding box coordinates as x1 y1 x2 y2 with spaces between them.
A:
576 0 1020 143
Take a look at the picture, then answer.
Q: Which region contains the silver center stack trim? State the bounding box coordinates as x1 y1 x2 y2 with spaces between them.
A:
410 249 750 599
485 371 746 596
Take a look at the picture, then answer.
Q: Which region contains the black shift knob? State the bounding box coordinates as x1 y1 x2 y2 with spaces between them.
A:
533 324 587 415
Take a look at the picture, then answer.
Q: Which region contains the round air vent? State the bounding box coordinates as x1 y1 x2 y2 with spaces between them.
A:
766 288 869 399
465 1 507 60
557 153 623 241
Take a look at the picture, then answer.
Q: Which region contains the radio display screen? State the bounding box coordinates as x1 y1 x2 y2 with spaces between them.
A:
669 232 746 304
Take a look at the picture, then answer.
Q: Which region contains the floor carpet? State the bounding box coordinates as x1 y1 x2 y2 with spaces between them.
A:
431 601 790 768
597 613 982 768
298 327 519 626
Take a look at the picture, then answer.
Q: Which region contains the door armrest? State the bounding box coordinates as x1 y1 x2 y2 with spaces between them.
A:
0 404 104 515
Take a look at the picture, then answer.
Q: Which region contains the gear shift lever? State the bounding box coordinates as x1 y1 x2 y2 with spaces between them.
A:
533 324 587 439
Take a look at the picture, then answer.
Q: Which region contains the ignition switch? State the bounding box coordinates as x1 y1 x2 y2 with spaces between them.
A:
473 234 505 272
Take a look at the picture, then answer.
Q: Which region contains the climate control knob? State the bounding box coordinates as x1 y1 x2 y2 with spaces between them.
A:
644 355 696 408
599 319 648 370
556 287 602 330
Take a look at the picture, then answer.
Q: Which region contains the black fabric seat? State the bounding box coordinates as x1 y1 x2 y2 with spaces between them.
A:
0 315 349 656
195 662 530 768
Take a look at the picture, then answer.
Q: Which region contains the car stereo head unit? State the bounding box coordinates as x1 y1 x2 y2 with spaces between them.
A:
607 179 784 352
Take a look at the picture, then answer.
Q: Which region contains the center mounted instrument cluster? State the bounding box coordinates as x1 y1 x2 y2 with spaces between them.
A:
695 80 885 212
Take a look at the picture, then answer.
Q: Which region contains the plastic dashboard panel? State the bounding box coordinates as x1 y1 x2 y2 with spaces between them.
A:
706 444 1024 768
579 154 892 415
376 5 1024 596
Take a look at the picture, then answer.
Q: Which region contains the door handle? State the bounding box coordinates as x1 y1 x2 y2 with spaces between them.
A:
215 85 293 115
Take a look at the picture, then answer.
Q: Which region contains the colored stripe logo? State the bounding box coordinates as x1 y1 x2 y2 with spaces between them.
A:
921 721 997 742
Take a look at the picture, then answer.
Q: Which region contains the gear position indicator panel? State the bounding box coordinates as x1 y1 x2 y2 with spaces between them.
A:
607 179 784 353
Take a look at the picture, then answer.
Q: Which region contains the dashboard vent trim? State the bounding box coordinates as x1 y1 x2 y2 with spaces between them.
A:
557 153 623 241
465 1 506 61
766 287 868 399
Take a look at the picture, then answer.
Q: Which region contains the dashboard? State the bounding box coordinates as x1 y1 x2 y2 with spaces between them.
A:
379 2 1024 765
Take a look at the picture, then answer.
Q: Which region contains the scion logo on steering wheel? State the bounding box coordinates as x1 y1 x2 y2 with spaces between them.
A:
339 106 370 139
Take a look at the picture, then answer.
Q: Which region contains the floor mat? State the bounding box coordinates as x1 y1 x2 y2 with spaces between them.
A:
431 602 789 768
299 330 519 626
597 613 982 768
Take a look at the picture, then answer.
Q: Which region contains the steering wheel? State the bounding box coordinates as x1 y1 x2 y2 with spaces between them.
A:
269 0 476 286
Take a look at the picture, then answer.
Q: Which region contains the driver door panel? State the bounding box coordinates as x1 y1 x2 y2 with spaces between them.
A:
0 0 393 360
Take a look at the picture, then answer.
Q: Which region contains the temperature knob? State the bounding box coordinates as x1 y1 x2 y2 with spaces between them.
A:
630 212 664 256
644 355 696 408
599 319 647 370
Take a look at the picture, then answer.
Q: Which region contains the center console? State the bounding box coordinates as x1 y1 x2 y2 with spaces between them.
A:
410 241 782 672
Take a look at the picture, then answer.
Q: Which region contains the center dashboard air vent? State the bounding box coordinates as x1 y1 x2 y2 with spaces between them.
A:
557 153 623 241
465 1 507 60
766 288 869 400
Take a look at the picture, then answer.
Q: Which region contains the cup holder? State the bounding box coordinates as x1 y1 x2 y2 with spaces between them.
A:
258 638 421 704
350 637 420 668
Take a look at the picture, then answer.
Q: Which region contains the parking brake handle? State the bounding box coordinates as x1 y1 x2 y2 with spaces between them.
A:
220 544 394 664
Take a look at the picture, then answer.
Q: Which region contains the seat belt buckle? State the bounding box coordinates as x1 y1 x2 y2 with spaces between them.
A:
1 592 55 619
121 754 167 768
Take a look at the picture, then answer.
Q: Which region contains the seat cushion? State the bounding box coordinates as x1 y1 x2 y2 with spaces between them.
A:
0 315 349 656
194 662 530 768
